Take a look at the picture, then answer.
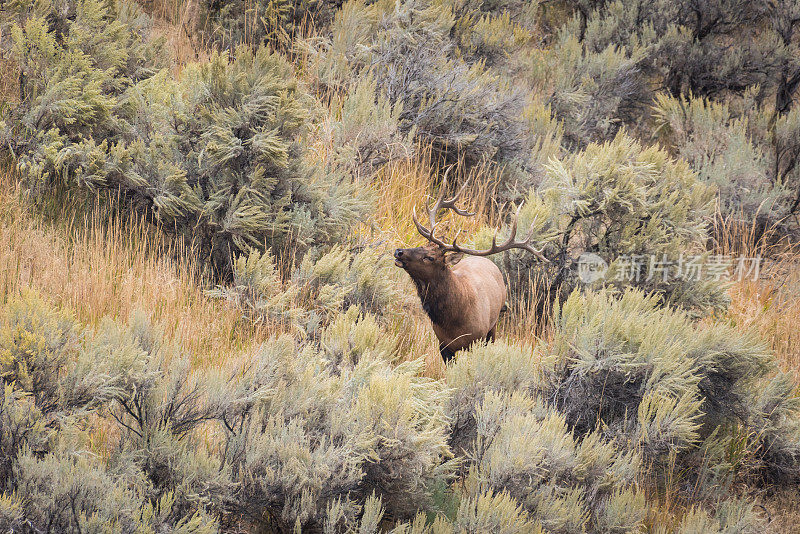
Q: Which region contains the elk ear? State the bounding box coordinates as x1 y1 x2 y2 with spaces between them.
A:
445 252 464 266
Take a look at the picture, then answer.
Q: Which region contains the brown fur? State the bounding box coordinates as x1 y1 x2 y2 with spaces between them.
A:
395 243 506 362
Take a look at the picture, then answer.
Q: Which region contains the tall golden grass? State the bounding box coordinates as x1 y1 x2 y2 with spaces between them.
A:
0 167 274 366
712 207 800 378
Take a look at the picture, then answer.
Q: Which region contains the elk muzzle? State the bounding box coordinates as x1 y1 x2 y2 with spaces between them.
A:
394 248 406 267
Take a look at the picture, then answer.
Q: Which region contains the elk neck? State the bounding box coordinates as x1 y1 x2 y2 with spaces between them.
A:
410 267 466 329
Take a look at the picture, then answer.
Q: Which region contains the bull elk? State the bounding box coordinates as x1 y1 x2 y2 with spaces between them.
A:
394 171 548 362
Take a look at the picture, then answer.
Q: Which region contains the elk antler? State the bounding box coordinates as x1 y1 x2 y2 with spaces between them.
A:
412 168 549 263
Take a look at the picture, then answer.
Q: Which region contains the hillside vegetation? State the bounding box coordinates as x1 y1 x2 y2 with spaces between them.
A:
1 0 800 532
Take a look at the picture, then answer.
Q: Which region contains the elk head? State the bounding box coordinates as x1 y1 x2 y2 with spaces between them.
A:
394 168 549 272
393 242 463 280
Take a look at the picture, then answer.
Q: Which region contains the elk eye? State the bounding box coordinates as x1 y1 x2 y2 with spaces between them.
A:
423 256 434 262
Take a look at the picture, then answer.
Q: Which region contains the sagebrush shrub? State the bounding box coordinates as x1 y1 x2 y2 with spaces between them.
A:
3 0 800 530
0 271 786 533
653 94 790 223
0 292 124 416
0 292 77 412
534 0 800 225
542 289 798 486
445 341 542 455
4 0 162 179
0 384 50 490
0 296 445 532
209 244 404 337
523 29 652 149
574 0 780 100
3 2 371 276
215 325 454 529
0 295 223 532
745 372 800 484
465 390 645 533
326 75 413 180
309 0 529 171
92 313 229 517
454 10 531 66
327 489 541 533
7 443 219 534
654 92 800 230
441 292 778 532
475 133 725 317
659 498 764 534
445 340 645 533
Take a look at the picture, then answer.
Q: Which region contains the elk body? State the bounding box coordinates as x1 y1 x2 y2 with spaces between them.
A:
394 173 547 362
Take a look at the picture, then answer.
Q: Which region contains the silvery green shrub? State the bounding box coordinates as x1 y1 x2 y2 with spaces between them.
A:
3 0 371 276
0 294 223 532
308 0 529 173
475 133 726 317
542 288 800 487
208 244 404 338
654 92 800 230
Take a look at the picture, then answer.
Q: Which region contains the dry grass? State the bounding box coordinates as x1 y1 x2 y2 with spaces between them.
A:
0 158 479 378
0 144 539 380
143 0 211 70
700 211 800 532
0 168 274 367
371 150 497 245
728 263 800 377
712 209 800 378
760 487 800 533
366 151 547 377
0 155 471 375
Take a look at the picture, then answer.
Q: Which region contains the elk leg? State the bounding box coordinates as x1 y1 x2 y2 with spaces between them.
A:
486 326 496 343
439 344 456 364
